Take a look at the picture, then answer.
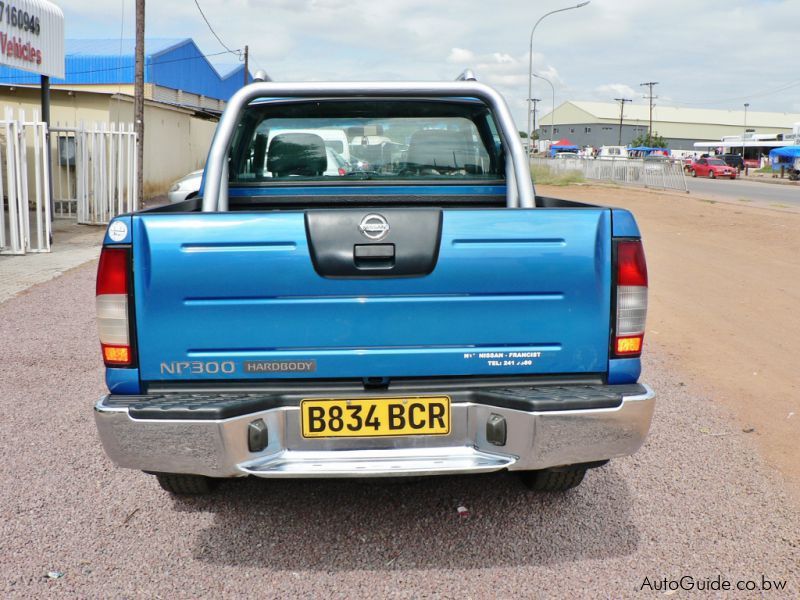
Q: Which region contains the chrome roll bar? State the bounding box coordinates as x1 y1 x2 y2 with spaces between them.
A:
201 81 535 211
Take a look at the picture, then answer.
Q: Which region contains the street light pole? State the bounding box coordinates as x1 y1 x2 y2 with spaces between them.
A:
527 2 590 144
533 73 556 142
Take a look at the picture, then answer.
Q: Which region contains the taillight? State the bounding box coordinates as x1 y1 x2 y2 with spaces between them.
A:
96 247 132 366
614 240 648 357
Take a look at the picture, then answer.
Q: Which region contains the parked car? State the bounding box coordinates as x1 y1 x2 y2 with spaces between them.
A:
94 77 654 496
325 147 350 176
167 169 202 203
720 154 745 171
688 158 737 179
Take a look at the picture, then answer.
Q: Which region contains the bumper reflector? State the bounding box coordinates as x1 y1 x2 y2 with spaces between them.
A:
486 413 507 446
248 419 268 452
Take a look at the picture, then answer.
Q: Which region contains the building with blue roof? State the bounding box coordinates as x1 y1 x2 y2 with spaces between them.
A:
0 38 251 109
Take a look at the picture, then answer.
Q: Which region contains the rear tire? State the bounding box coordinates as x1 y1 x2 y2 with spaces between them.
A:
154 473 220 495
519 467 587 492
691 169 697 177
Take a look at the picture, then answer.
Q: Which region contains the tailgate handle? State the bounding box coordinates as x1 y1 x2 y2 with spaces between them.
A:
354 244 395 269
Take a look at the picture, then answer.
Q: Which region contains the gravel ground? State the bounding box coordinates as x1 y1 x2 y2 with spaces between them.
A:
0 263 798 598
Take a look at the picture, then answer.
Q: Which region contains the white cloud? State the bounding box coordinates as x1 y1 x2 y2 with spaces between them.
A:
57 0 800 127
491 52 515 64
447 47 475 64
534 66 563 86
595 83 637 100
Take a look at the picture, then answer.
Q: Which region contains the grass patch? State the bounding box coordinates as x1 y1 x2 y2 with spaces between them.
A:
737 197 752 202
531 164 585 186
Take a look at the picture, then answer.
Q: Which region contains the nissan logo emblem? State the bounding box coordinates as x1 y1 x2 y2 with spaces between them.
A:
358 214 390 240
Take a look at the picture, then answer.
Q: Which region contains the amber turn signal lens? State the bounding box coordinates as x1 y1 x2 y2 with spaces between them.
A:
102 344 131 365
615 335 643 355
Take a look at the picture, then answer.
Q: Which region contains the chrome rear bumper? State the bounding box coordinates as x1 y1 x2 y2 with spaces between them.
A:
94 384 655 478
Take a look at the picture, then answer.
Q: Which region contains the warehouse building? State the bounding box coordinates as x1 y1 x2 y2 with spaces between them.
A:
0 38 251 194
535 101 800 150
0 38 249 111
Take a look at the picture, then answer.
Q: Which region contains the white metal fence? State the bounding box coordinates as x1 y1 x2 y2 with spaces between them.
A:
51 122 137 224
2 113 137 255
0 109 51 255
532 156 688 192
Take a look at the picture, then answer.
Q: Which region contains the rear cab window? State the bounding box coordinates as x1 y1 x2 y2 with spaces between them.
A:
228 99 505 186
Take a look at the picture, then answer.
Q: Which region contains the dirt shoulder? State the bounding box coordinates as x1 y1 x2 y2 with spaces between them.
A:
539 183 800 501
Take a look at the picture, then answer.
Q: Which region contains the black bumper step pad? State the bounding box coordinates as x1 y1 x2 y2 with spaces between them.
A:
104 383 646 421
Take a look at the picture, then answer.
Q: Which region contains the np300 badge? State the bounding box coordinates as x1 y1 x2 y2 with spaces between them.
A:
359 213 390 240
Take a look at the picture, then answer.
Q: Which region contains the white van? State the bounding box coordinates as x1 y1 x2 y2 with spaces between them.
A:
597 146 628 159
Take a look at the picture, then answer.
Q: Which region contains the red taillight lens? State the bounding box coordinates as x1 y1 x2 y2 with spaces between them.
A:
617 240 648 286
97 248 129 295
97 247 132 366
614 240 648 358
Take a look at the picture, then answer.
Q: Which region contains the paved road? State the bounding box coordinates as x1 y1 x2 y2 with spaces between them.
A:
686 176 799 208
1 263 798 597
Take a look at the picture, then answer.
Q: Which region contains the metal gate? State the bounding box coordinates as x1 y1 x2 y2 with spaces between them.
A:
531 156 688 192
0 108 51 255
51 122 137 225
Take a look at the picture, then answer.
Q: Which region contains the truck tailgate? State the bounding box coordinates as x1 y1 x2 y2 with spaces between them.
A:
132 208 611 382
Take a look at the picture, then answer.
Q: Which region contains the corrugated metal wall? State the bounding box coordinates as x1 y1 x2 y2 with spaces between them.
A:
0 38 248 101
150 39 244 101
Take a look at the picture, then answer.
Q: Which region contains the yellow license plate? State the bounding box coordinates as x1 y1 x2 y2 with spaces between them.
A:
300 396 451 438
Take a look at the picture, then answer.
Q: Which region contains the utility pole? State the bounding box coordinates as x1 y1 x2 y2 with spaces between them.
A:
134 0 145 209
529 98 541 154
743 102 749 174
614 97 632 146
639 81 658 146
243 45 249 86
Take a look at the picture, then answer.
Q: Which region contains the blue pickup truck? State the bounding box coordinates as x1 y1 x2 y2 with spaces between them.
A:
93 76 654 495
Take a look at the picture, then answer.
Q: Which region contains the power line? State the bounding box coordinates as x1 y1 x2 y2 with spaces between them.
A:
672 79 800 107
193 0 240 58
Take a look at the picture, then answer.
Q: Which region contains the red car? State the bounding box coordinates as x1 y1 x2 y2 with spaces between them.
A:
688 158 737 179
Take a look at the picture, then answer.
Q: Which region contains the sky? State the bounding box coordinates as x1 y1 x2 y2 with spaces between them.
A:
59 0 800 127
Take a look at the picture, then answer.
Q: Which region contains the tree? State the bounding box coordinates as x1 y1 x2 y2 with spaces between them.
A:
630 131 667 148
519 130 528 138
